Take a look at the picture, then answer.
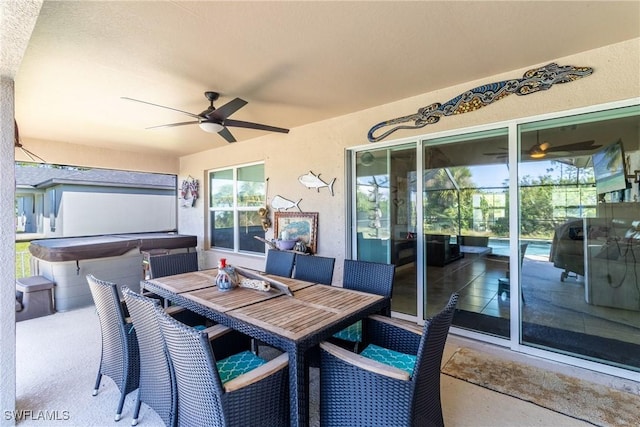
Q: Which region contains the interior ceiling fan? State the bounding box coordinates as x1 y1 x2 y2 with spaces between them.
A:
484 131 601 160
122 91 289 143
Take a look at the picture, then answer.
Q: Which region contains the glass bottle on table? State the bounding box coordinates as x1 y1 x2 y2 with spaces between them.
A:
216 258 232 291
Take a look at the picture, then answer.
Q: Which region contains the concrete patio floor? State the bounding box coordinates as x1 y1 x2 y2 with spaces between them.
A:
14 305 633 426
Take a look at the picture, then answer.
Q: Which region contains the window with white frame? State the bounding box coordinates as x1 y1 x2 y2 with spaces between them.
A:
209 163 266 254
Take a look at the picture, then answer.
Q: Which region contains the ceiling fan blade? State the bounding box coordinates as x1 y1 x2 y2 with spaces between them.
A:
121 97 201 119
224 119 289 134
483 146 508 155
207 98 248 120
546 140 600 152
146 121 200 129
218 127 237 143
547 151 572 157
19 146 46 163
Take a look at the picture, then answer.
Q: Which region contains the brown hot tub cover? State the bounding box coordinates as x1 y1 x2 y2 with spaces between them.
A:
29 233 197 262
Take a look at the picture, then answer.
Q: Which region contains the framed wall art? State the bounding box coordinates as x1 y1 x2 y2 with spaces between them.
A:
274 211 318 254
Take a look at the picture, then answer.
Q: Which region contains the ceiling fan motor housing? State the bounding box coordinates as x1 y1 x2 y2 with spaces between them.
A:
204 91 219 103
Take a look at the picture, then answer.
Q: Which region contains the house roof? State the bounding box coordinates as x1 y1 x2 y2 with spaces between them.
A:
15 164 176 190
4 1 639 157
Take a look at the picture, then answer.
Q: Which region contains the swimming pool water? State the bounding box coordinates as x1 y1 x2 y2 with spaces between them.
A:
489 239 551 257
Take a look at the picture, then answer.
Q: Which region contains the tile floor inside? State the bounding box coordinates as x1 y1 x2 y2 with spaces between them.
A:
391 251 640 368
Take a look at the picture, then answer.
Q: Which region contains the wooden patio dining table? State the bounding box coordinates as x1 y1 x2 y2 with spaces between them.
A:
141 267 388 427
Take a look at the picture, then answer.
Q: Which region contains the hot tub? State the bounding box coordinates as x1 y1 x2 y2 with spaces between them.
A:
29 233 197 311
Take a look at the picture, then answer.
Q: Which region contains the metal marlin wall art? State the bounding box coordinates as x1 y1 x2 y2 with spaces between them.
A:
298 171 336 196
271 195 303 212
367 63 594 142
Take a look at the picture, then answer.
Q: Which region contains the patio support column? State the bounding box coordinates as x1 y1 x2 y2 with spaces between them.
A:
0 76 16 427
1 2 43 425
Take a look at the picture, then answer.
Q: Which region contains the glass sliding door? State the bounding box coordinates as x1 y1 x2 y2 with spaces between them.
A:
354 146 418 316
349 102 640 374
518 106 640 371
422 129 511 333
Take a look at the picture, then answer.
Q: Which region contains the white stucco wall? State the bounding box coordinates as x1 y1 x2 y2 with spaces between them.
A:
2 0 44 421
178 38 640 280
58 191 176 237
0 75 17 427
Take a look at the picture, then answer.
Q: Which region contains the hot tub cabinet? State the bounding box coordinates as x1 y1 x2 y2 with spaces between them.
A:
29 233 197 311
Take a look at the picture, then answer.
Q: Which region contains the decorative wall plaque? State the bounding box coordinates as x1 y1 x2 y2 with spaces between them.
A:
367 63 594 143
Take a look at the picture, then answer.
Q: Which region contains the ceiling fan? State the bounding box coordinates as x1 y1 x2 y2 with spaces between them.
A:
14 120 46 163
484 131 601 160
122 91 289 143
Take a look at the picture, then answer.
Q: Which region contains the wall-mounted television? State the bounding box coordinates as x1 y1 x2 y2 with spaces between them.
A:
592 139 627 195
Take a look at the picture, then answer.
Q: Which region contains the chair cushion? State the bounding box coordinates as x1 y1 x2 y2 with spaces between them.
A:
360 344 416 375
216 350 266 384
332 320 362 342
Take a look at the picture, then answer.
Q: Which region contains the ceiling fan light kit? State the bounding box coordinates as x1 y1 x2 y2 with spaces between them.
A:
529 150 546 159
529 134 549 159
483 129 600 161
199 122 224 133
122 91 289 143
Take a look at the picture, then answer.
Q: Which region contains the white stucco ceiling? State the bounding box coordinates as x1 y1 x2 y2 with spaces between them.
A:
6 1 640 157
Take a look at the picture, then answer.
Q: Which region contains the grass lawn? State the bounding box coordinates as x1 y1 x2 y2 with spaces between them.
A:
15 241 32 278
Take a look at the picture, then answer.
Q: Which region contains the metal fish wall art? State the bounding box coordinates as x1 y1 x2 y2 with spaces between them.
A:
271 195 303 212
298 171 336 196
367 63 594 142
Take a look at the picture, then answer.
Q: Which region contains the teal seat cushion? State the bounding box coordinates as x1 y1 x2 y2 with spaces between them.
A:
216 350 266 384
332 320 362 342
360 343 416 376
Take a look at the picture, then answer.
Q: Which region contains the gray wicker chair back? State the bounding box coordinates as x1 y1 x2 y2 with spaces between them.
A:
86 274 140 422
320 292 458 427
122 287 176 427
148 252 198 279
412 293 458 426
292 254 335 285
155 306 290 427
343 259 395 315
264 249 296 277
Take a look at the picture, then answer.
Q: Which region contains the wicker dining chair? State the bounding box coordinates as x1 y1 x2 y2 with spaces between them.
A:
292 254 335 285
155 303 290 427
122 287 252 426
331 259 396 349
122 287 177 427
145 252 199 307
86 274 140 422
147 252 198 279
319 293 459 427
264 249 296 277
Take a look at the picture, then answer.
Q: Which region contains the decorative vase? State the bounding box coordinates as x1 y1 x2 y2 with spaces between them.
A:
215 258 233 291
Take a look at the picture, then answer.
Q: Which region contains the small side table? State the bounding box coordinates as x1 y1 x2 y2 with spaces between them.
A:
16 276 55 322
